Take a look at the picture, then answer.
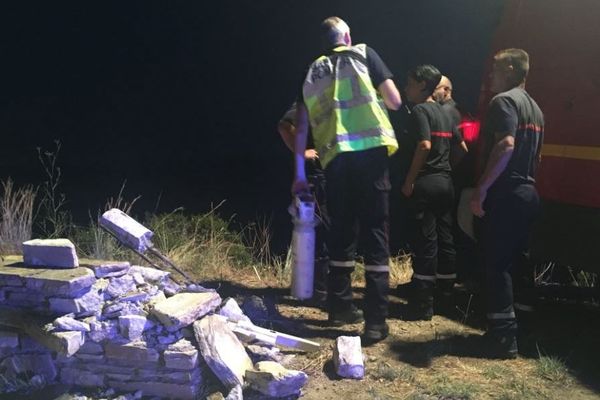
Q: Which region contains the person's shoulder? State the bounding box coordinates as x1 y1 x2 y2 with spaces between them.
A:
490 90 518 108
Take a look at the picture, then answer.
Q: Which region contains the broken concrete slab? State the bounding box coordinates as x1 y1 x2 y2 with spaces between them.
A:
108 380 200 400
49 284 104 316
104 340 160 366
99 209 154 253
53 331 85 357
106 275 137 298
0 307 84 356
89 261 131 278
53 316 91 332
333 336 364 379
246 344 287 364
88 319 119 343
163 338 199 370
129 265 170 284
61 366 106 387
1 353 57 381
152 292 222 332
246 361 308 398
194 315 253 389
23 238 79 269
118 315 147 341
0 262 96 298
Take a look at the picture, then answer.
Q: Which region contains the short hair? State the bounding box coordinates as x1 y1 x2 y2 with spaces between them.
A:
408 65 442 96
495 48 530 83
320 16 350 46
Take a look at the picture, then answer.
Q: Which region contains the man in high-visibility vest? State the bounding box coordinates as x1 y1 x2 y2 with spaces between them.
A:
292 16 401 343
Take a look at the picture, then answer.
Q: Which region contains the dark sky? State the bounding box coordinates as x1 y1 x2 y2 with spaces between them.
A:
0 1 504 245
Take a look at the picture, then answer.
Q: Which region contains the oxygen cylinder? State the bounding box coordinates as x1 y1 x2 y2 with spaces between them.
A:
290 193 316 300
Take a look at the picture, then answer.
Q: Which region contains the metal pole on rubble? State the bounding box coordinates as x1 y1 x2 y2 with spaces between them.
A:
98 208 194 284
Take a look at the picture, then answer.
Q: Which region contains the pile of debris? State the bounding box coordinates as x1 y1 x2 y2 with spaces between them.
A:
0 238 314 399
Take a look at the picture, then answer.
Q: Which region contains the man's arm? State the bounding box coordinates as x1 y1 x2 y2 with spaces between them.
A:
278 119 319 160
470 134 514 216
402 140 431 197
292 102 310 194
378 79 402 110
278 120 296 153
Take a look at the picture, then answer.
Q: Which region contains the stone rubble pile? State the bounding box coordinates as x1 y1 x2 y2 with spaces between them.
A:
0 239 310 399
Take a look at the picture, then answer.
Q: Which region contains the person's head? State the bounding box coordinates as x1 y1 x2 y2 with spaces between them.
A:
433 75 453 103
490 48 529 93
405 65 442 104
320 16 351 48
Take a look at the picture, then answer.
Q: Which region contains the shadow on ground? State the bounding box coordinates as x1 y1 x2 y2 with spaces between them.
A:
205 279 600 397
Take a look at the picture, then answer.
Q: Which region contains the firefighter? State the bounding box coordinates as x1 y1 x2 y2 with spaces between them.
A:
292 16 401 343
278 102 329 305
433 75 461 129
400 65 468 320
471 48 544 359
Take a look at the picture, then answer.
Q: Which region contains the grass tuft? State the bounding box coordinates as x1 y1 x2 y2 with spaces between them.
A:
427 375 478 399
0 179 37 254
535 355 571 385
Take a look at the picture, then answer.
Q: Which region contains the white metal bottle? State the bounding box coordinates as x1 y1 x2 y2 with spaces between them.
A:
290 194 316 300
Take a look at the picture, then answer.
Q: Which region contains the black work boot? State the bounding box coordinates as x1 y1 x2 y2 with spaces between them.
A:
406 286 434 321
482 330 518 359
328 304 364 327
435 279 456 317
363 322 390 345
396 280 416 299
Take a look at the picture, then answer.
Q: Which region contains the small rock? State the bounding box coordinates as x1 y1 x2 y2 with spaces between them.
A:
129 265 170 284
91 262 131 278
54 316 91 332
334 336 364 379
106 275 137 298
119 315 147 341
246 344 284 364
219 298 252 324
246 361 308 398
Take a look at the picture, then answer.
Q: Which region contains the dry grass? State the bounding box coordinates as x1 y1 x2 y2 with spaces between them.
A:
0 179 37 254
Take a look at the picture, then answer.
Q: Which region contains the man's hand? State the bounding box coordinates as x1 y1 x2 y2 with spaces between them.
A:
401 181 414 197
304 149 319 160
292 178 310 196
470 187 487 217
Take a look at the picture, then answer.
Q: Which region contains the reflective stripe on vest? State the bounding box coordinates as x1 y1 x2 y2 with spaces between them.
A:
302 44 398 168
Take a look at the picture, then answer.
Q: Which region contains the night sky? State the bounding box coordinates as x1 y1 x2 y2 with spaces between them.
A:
0 1 504 251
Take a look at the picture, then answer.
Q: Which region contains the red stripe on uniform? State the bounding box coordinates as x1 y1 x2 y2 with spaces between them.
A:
518 124 543 133
431 131 453 138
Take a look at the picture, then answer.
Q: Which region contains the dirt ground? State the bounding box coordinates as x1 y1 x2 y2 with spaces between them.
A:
215 272 600 400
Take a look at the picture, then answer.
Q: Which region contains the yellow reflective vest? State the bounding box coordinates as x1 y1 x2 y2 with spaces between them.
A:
302 44 398 169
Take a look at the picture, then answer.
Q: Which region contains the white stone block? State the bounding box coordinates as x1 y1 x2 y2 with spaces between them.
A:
246 361 308 398
99 208 154 253
333 336 364 379
219 297 252 324
91 261 131 278
53 316 91 332
119 315 147 341
23 238 79 268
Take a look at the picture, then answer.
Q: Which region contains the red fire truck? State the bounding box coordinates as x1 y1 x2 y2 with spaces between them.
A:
477 0 600 272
